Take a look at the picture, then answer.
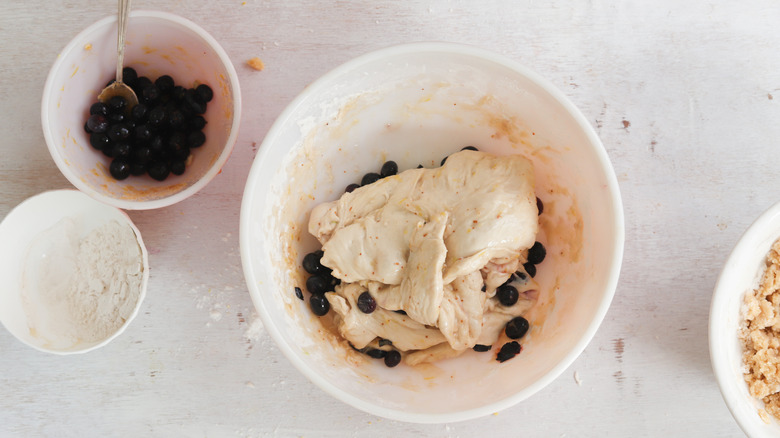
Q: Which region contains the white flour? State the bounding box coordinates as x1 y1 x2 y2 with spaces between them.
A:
21 218 144 348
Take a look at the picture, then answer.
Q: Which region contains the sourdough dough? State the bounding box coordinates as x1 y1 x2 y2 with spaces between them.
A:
308 150 540 365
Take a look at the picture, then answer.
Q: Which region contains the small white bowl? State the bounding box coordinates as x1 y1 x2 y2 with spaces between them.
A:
241 43 624 423
41 11 241 210
0 190 149 354
710 201 780 437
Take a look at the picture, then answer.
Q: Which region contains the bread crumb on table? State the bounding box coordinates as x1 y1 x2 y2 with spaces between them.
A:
741 238 780 422
247 57 264 71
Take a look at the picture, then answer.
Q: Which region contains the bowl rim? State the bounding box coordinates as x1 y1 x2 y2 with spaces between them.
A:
40 10 242 211
0 189 149 354
239 41 625 423
709 199 780 437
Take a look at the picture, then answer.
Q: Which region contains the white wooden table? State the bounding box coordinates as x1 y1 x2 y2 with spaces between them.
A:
2 1 778 436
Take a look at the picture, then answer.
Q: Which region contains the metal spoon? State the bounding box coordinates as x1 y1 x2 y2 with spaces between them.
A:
98 0 138 109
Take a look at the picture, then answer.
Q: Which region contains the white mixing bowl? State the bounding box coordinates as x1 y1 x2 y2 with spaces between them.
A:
710 200 780 437
41 11 241 210
240 42 624 423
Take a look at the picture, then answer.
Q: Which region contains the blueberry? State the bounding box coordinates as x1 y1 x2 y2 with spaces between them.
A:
302 252 326 275
496 284 519 306
309 294 330 316
107 111 125 124
171 144 190 162
108 95 127 113
132 76 153 95
196 84 214 103
122 67 138 86
496 341 521 363
109 159 130 180
294 286 304 301
394 309 407 315
378 338 393 347
107 124 131 142
185 90 206 114
155 75 175 94
142 84 160 104
384 350 402 367
134 124 152 142
357 292 377 314
189 115 207 131
380 161 398 177
366 349 387 359
101 142 115 158
187 131 206 148
149 136 164 154
441 156 448 166
505 316 529 340
514 271 527 282
147 161 170 181
523 262 537 278
361 172 381 186
461 146 478 151
481 284 487 292
90 133 110 150
306 274 332 295
112 143 131 159
473 344 492 352
131 103 148 122
90 102 109 116
345 183 360 193
417 164 423 169
170 160 186 175
169 110 186 129
536 197 544 215
129 162 147 176
527 242 546 265
172 85 186 101
147 106 167 127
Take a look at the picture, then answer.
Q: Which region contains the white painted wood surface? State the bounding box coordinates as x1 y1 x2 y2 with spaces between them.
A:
2 0 778 436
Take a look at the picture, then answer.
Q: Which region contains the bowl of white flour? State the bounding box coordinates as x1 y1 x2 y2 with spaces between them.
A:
0 190 148 354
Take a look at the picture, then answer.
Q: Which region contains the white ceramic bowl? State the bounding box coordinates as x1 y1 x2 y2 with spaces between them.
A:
0 190 149 354
240 42 624 423
41 11 241 210
710 201 780 437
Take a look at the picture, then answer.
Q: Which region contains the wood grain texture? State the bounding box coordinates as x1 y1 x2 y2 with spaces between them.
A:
3 0 780 436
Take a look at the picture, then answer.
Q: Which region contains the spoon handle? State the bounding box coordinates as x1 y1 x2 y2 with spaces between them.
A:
116 0 132 83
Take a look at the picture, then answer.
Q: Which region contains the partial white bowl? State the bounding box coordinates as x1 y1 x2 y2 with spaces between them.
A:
41 10 241 210
0 190 149 354
710 200 780 437
240 42 624 423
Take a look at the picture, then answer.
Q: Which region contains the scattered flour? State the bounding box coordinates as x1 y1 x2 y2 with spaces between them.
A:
21 218 144 348
243 315 265 341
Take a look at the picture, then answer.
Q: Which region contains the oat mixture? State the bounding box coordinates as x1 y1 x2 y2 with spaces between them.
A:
741 238 780 422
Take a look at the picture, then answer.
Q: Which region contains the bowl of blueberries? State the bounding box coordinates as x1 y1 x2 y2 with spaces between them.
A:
241 43 624 423
42 10 240 210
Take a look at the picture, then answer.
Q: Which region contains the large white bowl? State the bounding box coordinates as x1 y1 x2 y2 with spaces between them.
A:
41 11 241 210
710 201 780 437
240 42 624 423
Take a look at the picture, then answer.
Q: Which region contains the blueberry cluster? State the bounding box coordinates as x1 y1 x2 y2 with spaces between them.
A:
301 250 339 316
83 67 212 181
471 202 547 363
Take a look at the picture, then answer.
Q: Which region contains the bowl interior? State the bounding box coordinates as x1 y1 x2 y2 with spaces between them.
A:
0 190 149 354
41 11 238 209
711 201 780 437
241 43 623 422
